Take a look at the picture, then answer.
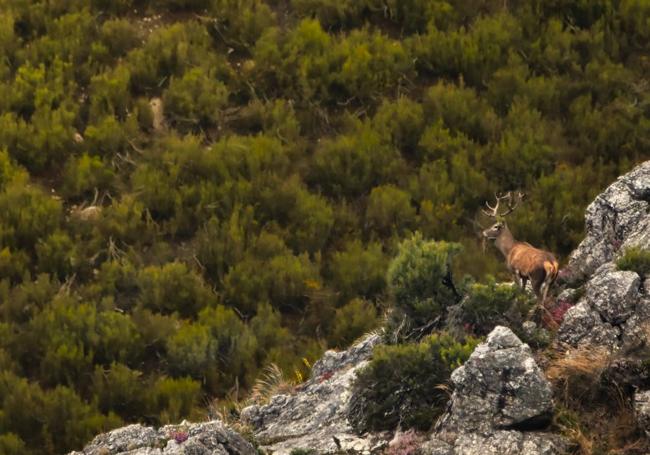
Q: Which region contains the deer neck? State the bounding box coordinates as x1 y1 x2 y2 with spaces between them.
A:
495 226 516 259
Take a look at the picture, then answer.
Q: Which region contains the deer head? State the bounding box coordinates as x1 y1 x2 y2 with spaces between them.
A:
481 191 525 240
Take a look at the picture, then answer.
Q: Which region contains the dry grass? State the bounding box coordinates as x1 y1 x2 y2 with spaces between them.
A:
546 346 611 400
546 346 650 454
247 363 295 406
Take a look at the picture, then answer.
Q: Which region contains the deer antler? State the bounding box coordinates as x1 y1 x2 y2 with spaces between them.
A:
482 191 525 218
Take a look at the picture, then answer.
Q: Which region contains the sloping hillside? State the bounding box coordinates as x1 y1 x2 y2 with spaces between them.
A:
0 1 648 453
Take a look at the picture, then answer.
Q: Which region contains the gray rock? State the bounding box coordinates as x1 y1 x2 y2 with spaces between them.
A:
69 421 255 455
437 326 553 434
418 438 454 455
634 390 650 438
557 300 620 349
586 268 640 324
451 431 566 455
241 334 386 454
558 256 646 350
419 327 566 455
567 160 650 281
554 160 650 349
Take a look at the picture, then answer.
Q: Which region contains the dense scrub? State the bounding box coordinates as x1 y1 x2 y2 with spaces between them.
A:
0 0 648 452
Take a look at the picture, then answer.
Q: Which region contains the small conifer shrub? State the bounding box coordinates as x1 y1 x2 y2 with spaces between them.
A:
385 233 462 341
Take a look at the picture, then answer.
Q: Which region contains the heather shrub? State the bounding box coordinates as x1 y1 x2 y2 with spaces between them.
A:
348 332 478 432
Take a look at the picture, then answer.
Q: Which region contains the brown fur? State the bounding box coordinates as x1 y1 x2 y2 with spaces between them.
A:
483 221 558 302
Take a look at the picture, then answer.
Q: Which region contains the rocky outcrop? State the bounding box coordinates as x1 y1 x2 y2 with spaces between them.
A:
557 161 650 351
69 421 255 455
240 333 387 454
422 326 566 455
566 160 650 281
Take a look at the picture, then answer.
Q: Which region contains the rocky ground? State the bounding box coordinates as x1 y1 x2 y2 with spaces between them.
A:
70 161 650 454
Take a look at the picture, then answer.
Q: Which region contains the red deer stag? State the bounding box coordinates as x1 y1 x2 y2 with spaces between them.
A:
482 192 559 303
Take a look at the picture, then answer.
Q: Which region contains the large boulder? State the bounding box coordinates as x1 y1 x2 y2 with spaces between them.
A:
437 326 553 433
422 327 565 455
69 421 256 455
558 161 650 352
557 263 647 351
240 334 387 454
566 160 650 281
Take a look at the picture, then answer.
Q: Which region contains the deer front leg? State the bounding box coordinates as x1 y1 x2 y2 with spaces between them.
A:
532 278 543 301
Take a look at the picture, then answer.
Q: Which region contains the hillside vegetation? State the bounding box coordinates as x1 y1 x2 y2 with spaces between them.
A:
0 0 648 453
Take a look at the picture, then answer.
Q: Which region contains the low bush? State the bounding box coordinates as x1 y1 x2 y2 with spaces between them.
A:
385 233 462 341
449 279 536 337
348 332 478 432
616 247 650 276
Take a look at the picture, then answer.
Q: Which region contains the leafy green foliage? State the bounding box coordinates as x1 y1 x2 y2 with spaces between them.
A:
348 332 479 432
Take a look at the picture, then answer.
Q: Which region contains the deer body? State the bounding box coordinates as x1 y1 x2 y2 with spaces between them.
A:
487 222 558 301
481 192 559 303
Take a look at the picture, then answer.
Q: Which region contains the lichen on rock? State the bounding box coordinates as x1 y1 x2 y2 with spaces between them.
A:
240 333 387 455
68 421 255 455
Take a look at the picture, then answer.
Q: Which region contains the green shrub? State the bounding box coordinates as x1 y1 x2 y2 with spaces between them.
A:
0 176 63 252
209 0 276 50
348 332 478 432
330 298 379 347
146 376 202 423
137 262 217 317
163 67 229 132
35 231 79 280
372 97 425 155
126 22 225 92
92 363 146 419
328 240 387 301
422 81 500 143
386 233 462 340
61 153 114 200
290 0 366 28
0 433 26 455
194 208 254 283
617 247 650 276
84 115 131 157
89 65 131 121
334 29 412 101
449 279 535 337
310 122 404 198
365 184 417 236
98 18 141 59
223 249 320 314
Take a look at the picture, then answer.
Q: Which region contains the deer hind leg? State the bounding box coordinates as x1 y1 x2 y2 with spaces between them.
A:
541 260 558 304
